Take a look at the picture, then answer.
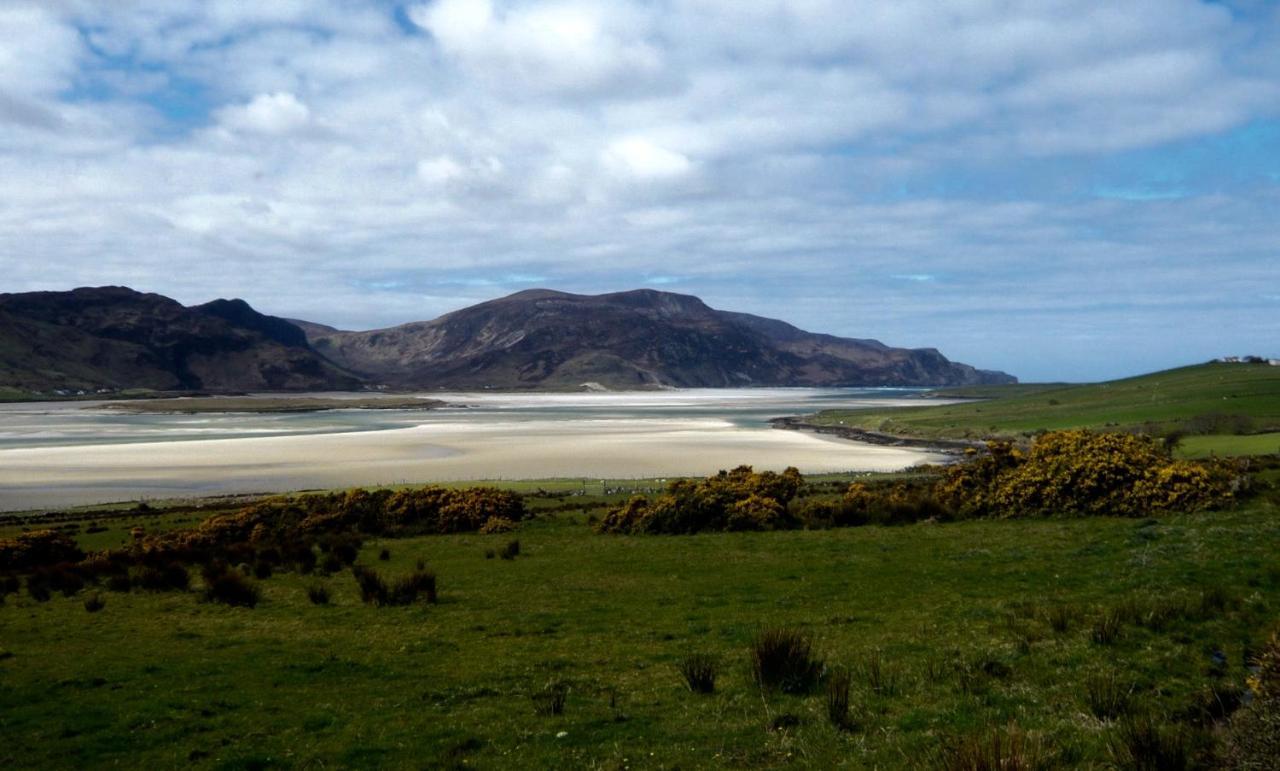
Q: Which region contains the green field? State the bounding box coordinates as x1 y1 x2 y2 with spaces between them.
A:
811 363 1280 450
2 493 1278 768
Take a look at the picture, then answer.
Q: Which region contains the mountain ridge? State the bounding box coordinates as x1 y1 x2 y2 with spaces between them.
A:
0 286 1014 394
302 287 1016 389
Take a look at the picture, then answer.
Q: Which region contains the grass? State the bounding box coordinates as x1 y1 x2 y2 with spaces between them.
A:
1 499 1277 768
809 362 1280 444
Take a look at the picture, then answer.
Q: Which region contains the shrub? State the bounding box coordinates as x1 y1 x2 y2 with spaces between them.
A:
935 724 1049 771
532 680 569 716
0 529 84 571
1108 712 1190 771
252 561 273 579
935 430 1231 518
0 574 20 595
1224 628 1280 769
1084 671 1132 721
105 574 132 593
378 548 391 561
201 564 260 608
750 627 824 694
678 653 718 694
597 466 802 534
499 540 520 560
479 516 518 534
83 593 106 613
319 554 342 574
825 667 855 731
484 549 495 560
137 562 190 592
306 584 330 605
26 576 51 602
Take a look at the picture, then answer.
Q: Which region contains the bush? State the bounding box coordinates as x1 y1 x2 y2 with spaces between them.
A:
83 593 106 613
201 564 260 608
377 548 391 561
105 574 132 593
935 430 1232 518
750 627 824 694
597 466 802 534
499 540 520 560
306 584 330 605
678 653 718 694
137 562 190 592
479 516 518 534
1223 628 1280 769
0 530 84 571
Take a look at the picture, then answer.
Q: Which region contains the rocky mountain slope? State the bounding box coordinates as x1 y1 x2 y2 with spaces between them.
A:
303 289 1014 388
0 287 360 393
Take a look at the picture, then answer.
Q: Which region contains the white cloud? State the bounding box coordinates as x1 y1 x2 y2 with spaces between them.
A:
215 92 311 135
603 137 691 180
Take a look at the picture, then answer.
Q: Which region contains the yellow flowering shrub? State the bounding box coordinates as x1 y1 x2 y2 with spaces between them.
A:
597 466 802 533
935 429 1230 518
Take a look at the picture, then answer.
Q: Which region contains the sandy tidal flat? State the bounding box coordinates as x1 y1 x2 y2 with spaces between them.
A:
0 415 941 510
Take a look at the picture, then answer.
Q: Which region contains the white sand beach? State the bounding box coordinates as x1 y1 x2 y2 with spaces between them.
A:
0 415 942 510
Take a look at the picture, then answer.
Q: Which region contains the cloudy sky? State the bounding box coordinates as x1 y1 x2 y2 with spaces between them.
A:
1 1 1278 381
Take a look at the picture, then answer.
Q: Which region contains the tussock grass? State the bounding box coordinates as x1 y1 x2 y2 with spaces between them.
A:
677 653 718 694
749 627 823 694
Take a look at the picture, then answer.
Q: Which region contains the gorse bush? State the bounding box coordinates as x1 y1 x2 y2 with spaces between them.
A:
1224 628 1280 769
0 530 84 571
306 583 330 605
83 593 105 613
598 466 802 534
749 627 823 694
935 430 1232 518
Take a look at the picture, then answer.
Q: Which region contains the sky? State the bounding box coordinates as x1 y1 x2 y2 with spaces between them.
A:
1 1 1278 382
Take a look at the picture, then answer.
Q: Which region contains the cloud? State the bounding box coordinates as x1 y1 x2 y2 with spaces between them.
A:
603 137 692 180
215 92 311 135
0 1 1276 381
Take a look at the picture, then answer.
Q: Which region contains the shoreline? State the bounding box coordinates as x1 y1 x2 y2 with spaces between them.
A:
768 416 983 457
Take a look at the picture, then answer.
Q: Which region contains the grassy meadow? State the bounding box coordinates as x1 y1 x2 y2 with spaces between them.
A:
811 363 1280 457
2 491 1278 768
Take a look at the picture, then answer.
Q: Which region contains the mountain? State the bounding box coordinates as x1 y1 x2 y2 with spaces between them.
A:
303 288 1015 388
0 286 360 393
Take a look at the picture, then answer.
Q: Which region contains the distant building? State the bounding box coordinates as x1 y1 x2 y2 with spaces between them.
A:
1270 359 1280 367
